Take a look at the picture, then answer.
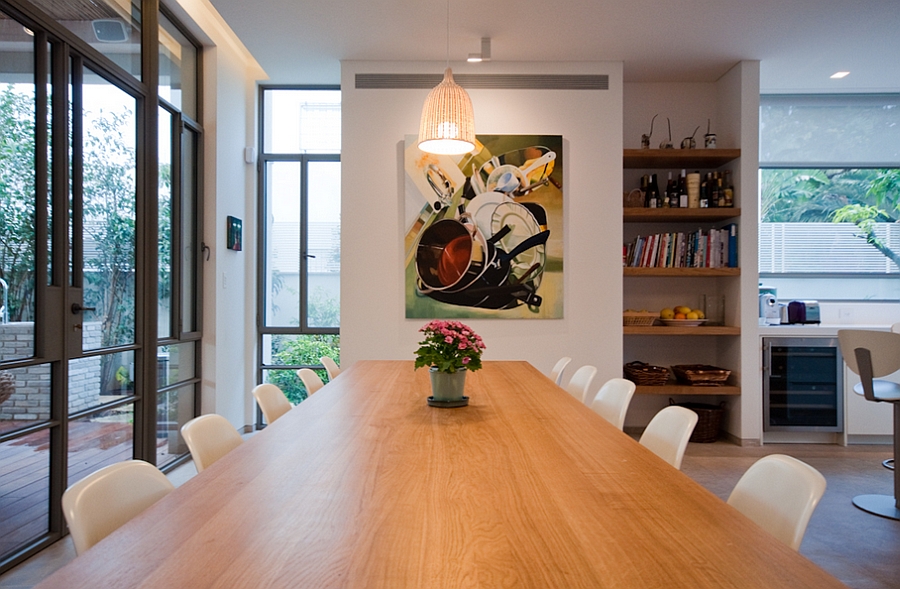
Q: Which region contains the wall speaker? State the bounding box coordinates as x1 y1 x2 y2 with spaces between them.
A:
92 19 129 43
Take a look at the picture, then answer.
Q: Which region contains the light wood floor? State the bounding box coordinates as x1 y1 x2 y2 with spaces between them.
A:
0 441 896 589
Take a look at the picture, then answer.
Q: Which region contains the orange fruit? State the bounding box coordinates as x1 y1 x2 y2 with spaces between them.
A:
674 312 686 320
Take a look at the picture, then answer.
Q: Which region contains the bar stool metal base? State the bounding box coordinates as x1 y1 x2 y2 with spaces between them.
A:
853 494 900 520
884 458 894 470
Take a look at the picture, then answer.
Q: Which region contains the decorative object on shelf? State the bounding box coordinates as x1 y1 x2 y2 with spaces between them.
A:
623 361 670 386
417 0 475 155
703 119 717 149
623 311 658 326
659 118 673 149
226 216 242 251
671 364 731 386
623 188 644 208
669 399 725 443
680 125 700 150
415 320 485 407
640 114 657 149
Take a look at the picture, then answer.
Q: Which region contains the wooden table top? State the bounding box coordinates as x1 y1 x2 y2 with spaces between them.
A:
37 360 846 588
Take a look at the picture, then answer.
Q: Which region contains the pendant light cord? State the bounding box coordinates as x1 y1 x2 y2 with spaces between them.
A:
445 0 450 69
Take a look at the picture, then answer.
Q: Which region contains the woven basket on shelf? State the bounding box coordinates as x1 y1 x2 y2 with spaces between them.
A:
671 364 731 386
670 399 726 443
623 312 659 327
623 361 670 386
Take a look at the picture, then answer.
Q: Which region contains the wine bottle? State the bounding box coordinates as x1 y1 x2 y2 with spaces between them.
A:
723 170 734 207
679 169 688 208
648 173 660 208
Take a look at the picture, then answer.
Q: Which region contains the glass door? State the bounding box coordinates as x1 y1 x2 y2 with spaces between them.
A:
65 63 140 488
0 6 146 569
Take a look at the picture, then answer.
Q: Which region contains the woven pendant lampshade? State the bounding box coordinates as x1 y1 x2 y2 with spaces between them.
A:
417 67 475 155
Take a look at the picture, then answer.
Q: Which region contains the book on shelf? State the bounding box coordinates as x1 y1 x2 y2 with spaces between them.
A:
624 225 738 269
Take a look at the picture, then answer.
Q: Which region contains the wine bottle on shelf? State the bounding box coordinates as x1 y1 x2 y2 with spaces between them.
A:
723 170 734 207
716 176 726 207
640 174 649 207
648 173 660 208
699 173 709 208
709 172 719 208
664 171 675 208
679 169 689 208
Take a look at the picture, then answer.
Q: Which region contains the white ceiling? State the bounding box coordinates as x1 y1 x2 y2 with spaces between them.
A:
206 0 900 93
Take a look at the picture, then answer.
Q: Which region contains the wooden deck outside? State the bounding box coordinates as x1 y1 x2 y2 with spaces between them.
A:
0 421 136 559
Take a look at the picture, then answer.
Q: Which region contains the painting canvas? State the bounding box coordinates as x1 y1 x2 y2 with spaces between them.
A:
404 135 563 319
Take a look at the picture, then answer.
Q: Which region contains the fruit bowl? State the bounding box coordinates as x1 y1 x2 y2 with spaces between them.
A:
660 319 707 327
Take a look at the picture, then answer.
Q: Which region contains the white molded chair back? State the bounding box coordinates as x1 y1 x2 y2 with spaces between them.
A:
838 329 900 401
590 378 636 430
727 454 827 551
549 357 572 386
838 330 900 380
252 383 292 424
320 356 341 381
62 460 174 554
297 368 325 396
565 365 597 404
181 414 243 473
639 406 698 470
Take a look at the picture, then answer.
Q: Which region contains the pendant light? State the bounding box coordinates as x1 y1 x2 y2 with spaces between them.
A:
417 0 475 155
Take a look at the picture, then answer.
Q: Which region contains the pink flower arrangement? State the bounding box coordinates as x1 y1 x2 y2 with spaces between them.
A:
414 320 486 373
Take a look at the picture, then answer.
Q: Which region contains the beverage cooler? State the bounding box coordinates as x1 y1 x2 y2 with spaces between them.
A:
763 337 843 432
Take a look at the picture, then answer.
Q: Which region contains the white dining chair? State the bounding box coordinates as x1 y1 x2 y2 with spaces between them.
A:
565 365 597 404
639 405 698 470
549 357 572 386
320 356 341 381
727 454 827 550
590 378 636 430
252 383 292 424
297 368 325 397
181 414 244 473
62 460 175 555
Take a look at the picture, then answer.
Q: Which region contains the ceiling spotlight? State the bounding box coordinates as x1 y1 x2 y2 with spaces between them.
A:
23 27 34 36
467 37 491 63
830 71 850 79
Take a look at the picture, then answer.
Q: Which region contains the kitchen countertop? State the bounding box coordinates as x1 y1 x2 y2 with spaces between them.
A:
758 323 892 337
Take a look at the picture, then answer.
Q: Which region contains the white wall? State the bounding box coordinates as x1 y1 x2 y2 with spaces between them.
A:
341 60 624 393
172 0 266 429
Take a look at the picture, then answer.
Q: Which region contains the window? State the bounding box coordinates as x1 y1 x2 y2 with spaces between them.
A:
258 88 340 415
0 0 203 570
759 94 900 300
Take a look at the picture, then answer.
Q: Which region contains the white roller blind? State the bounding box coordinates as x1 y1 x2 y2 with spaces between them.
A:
760 94 900 166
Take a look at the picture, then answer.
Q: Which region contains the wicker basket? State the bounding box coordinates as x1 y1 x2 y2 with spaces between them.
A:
623 361 670 386
623 312 659 327
670 399 726 443
671 364 731 386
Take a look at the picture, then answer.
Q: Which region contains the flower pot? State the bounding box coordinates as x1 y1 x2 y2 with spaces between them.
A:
428 367 469 407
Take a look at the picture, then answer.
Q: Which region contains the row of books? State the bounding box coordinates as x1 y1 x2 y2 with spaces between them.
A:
624 224 738 268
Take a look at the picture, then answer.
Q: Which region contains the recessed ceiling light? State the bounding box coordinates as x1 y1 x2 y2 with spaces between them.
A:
830 71 850 79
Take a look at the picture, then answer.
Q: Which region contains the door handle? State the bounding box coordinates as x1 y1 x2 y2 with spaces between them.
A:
71 303 96 314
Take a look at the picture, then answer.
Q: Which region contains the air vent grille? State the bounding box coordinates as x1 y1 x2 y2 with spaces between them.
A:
355 73 608 90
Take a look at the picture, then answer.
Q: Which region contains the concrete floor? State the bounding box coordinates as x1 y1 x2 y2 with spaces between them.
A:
1 441 897 589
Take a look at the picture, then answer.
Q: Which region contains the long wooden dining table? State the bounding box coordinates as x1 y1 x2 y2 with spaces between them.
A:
36 360 846 588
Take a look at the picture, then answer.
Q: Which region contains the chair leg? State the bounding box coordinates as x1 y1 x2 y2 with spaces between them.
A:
852 402 900 520
884 458 894 470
